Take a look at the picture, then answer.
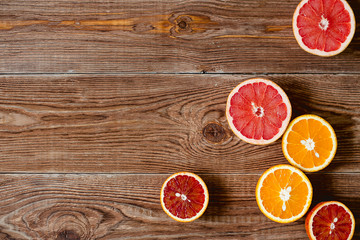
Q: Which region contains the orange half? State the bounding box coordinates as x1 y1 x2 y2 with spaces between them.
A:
282 114 337 172
256 164 313 223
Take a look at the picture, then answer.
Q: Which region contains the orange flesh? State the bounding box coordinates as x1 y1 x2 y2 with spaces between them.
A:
285 118 334 168
260 168 310 219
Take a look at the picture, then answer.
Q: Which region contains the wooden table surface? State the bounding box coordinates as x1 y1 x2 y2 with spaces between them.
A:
0 0 359 239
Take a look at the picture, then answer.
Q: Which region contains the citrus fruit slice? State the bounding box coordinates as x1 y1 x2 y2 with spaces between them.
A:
256 164 313 223
293 0 356 57
305 201 355 240
226 78 292 145
282 114 337 172
160 172 209 222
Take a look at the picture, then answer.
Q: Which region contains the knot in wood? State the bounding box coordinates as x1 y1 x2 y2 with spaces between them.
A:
203 122 226 143
174 15 192 33
56 230 80 240
178 20 187 29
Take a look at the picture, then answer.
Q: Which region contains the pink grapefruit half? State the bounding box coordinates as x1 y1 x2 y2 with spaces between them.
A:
293 0 356 57
226 78 292 145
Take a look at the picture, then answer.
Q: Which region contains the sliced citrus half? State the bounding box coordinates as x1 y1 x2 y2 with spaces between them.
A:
306 201 355 240
160 172 209 222
293 0 356 57
282 114 337 172
226 78 292 145
256 164 313 223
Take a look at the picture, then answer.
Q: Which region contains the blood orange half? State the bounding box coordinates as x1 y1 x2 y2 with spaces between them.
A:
226 78 292 145
160 172 209 222
293 0 356 57
305 201 355 240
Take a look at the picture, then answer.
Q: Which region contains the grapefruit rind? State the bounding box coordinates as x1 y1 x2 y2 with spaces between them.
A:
226 78 292 145
305 201 355 240
282 114 337 172
255 164 313 223
292 0 356 57
160 172 209 223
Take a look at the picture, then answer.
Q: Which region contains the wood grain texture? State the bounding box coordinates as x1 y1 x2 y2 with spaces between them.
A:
0 0 359 74
0 74 358 173
1 0 359 239
0 173 359 239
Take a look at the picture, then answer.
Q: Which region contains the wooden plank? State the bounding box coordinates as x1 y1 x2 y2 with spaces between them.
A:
0 74 358 173
0 173 359 239
0 0 359 74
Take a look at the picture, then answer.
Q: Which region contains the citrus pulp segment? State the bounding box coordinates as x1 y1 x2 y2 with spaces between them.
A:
293 0 356 56
256 164 313 223
160 172 209 222
226 78 292 145
305 201 355 240
282 114 337 172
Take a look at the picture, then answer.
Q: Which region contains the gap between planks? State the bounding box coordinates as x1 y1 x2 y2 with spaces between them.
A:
0 172 359 175
0 72 360 76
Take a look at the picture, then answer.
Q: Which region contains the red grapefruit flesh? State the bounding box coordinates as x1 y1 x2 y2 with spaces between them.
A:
226 78 292 145
306 201 355 240
293 0 356 56
160 172 209 222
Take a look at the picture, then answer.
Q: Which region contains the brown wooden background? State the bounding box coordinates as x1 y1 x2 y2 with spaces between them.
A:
0 0 359 239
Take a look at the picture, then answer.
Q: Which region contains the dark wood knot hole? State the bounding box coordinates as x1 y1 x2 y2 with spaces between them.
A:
203 122 226 143
178 20 187 29
56 230 80 240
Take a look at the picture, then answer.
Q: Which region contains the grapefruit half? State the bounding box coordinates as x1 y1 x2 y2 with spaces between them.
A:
293 0 356 57
305 201 355 240
160 172 209 222
226 78 292 145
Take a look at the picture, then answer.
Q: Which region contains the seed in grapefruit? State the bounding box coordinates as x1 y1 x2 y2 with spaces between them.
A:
305 201 355 240
160 172 209 222
226 78 292 145
282 114 337 172
256 164 312 223
293 0 356 57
